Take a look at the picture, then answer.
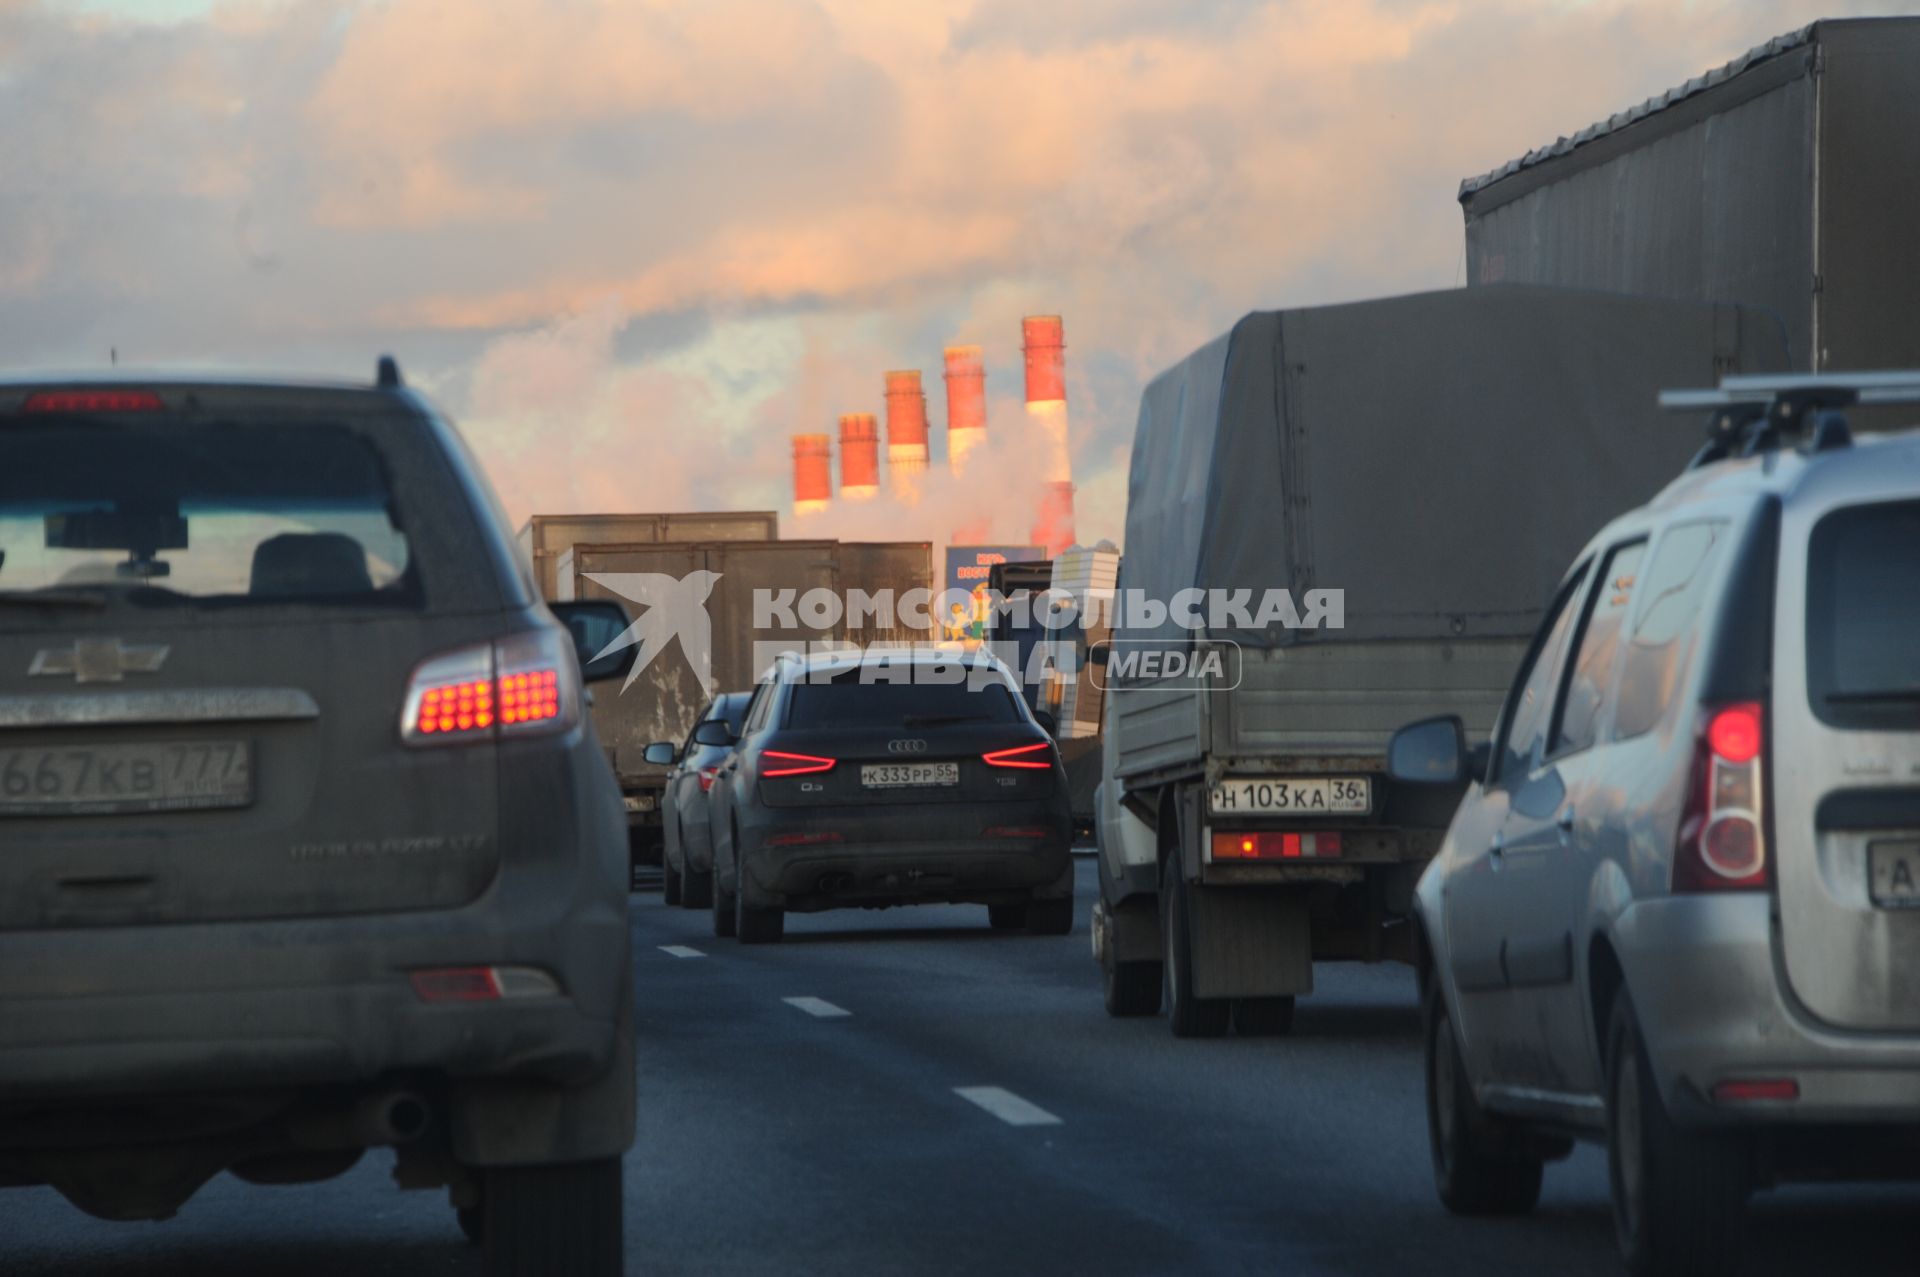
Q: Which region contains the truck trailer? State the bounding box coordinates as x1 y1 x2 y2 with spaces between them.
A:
1092 285 1788 1036
516 510 778 602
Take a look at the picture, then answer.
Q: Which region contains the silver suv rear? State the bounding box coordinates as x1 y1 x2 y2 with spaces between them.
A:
0 369 635 1275
1390 373 1920 1276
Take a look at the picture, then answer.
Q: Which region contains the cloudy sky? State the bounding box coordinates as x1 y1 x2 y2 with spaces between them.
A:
1 0 1901 545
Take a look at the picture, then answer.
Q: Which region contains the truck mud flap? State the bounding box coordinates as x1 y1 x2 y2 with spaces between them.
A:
1189 887 1312 1001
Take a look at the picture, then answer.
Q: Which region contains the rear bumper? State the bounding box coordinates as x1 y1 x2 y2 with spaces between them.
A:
739 800 1071 908
1616 895 1920 1127
0 872 630 1105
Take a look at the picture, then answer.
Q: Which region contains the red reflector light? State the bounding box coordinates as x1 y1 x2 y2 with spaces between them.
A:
698 766 720 794
20 389 164 413
765 831 845 847
1707 703 1763 765
410 967 500 1002
1211 831 1342 860
414 678 496 736
499 669 560 725
983 741 1052 769
763 751 837 777
984 825 1052 839
1712 1078 1799 1104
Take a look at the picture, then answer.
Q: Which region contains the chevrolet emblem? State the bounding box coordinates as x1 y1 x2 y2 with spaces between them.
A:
29 638 170 684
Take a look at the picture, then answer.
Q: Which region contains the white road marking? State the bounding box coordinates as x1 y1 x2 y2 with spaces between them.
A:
953 1086 1062 1127
658 945 705 959
782 996 852 1018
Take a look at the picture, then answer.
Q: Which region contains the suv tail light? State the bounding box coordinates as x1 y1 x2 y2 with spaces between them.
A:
983 741 1052 769
697 766 721 794
763 751 836 777
401 629 579 746
1674 701 1768 891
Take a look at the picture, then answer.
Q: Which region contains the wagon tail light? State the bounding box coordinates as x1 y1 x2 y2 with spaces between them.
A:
400 629 580 746
1673 701 1769 891
763 751 836 777
983 741 1052 769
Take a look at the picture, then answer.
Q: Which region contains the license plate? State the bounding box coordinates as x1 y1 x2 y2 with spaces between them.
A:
0 741 253 816
1869 841 1920 908
1208 776 1370 816
861 761 960 789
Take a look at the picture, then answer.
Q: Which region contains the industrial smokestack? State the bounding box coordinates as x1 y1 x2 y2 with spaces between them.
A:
884 370 930 504
838 413 880 502
1022 315 1075 554
942 345 987 477
792 434 831 517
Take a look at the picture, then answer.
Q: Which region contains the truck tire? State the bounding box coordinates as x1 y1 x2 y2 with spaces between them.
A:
1103 950 1162 1017
987 903 1028 931
1425 985 1542 1215
1161 857 1229 1039
662 859 683 907
480 1157 622 1277
1232 996 1295 1037
1026 897 1074 936
682 867 714 910
1607 993 1747 1276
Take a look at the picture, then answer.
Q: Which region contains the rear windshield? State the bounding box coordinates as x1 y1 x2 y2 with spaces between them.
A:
0 420 413 605
1807 498 1920 727
787 666 1022 728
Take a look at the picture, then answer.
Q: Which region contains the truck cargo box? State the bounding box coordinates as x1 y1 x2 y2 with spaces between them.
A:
1459 18 1920 375
516 510 778 600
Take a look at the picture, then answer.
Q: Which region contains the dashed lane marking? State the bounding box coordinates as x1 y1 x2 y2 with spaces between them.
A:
953 1086 1062 1127
783 996 852 1018
658 945 706 958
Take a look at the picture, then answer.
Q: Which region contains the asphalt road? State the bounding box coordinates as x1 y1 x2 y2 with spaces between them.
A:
6 858 1919 1275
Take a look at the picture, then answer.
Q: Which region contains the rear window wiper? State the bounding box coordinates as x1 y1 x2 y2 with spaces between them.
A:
900 713 996 727
0 588 109 610
1826 689 1920 704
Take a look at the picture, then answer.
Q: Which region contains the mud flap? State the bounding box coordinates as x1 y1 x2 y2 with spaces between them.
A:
451 999 636 1167
1189 886 1313 1000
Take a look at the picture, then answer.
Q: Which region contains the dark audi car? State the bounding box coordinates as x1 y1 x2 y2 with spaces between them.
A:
0 368 636 1275
706 648 1075 943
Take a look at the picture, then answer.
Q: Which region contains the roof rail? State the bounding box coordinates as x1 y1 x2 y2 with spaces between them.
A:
1661 370 1920 469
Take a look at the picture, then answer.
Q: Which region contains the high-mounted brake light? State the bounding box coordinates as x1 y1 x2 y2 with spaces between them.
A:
763 751 836 777
20 389 164 413
983 741 1052 769
401 630 578 747
1674 701 1768 891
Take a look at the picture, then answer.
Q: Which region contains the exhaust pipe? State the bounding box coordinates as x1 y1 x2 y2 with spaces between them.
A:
290 1089 432 1150
817 872 854 893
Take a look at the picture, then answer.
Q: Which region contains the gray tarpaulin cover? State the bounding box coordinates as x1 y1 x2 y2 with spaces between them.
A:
1119 286 1789 646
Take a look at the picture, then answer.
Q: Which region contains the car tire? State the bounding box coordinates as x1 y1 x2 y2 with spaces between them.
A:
736 891 785 945
711 865 737 939
1161 857 1229 1039
480 1157 622 1277
1425 985 1543 1215
662 859 682 907
1232 996 1295 1037
1102 949 1163 1017
682 867 714 910
987 903 1028 931
1026 897 1073 936
457 1203 484 1247
1607 993 1747 1277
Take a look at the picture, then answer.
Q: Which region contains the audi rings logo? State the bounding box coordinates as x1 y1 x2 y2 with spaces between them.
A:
887 739 928 754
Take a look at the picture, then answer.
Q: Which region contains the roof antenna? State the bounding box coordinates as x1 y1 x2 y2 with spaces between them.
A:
376 355 403 389
110 346 117 367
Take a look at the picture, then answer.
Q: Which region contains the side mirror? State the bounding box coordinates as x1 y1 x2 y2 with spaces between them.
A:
548 600 635 684
642 741 677 766
1387 715 1470 785
692 720 736 748
1033 708 1059 735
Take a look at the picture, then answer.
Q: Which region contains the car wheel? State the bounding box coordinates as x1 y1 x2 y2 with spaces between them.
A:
1161 857 1229 1038
1232 996 1295 1037
1607 993 1747 1276
1425 984 1542 1215
1102 945 1163 1017
987 903 1028 931
1026 897 1073 936
480 1157 621 1277
711 864 737 939
457 1203 484 1247
736 888 785 945
682 867 714 910
662 858 682 907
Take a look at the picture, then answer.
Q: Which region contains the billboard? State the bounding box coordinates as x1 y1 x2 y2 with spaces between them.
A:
943 544 1044 641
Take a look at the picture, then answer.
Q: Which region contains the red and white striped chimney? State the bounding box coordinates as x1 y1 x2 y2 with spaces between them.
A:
943 345 987 477
838 413 880 502
884 370 930 504
1023 315 1075 555
791 433 831 517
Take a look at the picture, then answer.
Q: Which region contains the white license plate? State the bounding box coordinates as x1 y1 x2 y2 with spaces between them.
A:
1208 776 1370 816
861 761 960 789
0 740 253 816
1869 841 1920 907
